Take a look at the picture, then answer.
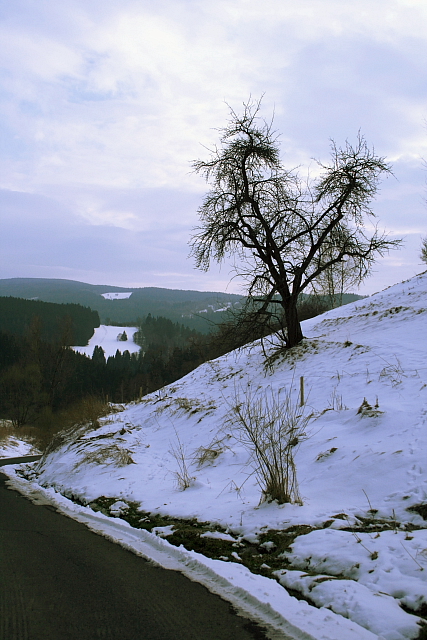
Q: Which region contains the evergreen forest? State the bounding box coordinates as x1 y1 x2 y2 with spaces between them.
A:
0 307 211 432
0 297 100 345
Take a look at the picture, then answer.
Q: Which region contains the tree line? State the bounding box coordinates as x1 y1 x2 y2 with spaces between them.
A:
0 297 100 345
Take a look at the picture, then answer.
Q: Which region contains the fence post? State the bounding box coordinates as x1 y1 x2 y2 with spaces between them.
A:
300 376 305 406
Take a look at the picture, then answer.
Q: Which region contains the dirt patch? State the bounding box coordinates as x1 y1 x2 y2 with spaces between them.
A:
88 496 314 577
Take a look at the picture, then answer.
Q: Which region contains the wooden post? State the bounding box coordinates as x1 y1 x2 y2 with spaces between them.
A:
139 386 143 401
300 376 305 407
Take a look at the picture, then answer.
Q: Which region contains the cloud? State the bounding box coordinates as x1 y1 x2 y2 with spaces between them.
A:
2 0 426 190
0 0 427 293
0 186 235 290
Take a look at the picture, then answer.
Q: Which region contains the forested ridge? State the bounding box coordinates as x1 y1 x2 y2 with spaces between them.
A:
0 297 100 345
0 278 245 332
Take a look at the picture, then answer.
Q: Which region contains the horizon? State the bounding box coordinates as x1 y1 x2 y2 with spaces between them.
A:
0 274 383 300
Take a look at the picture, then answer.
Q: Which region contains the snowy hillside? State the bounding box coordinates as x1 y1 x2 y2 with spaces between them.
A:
8 272 427 640
73 325 140 358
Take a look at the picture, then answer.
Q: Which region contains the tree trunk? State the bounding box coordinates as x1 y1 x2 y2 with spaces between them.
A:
283 298 303 348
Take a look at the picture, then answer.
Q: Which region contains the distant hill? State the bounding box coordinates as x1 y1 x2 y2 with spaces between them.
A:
0 279 244 333
0 278 364 334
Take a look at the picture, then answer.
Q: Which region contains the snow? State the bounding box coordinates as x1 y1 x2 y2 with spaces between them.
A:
275 569 416 640
199 303 233 313
201 530 237 541
0 433 38 458
101 292 133 300
73 325 140 358
108 500 129 516
4 271 427 639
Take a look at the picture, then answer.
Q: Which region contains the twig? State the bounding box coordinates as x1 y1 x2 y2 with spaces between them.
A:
400 542 424 571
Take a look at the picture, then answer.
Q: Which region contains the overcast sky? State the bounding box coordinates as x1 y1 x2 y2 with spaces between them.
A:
1 0 426 295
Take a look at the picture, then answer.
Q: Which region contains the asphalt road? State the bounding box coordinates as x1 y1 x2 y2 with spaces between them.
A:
0 471 273 640
0 455 42 467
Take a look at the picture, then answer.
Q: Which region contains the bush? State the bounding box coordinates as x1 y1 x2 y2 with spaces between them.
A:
0 364 47 426
230 385 313 504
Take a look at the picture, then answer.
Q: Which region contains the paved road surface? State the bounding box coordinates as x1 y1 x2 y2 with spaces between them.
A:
0 455 42 466
0 472 274 640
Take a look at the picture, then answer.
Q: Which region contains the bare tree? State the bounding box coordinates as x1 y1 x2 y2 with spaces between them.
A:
309 251 362 309
190 99 401 348
421 237 427 264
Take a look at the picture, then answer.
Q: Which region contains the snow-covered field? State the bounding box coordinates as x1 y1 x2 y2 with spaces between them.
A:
4 272 427 639
100 292 133 300
73 325 140 358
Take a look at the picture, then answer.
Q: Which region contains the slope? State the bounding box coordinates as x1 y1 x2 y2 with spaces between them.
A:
9 271 427 640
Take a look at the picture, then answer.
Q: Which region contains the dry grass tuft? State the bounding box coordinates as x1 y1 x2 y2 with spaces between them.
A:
35 396 119 460
79 443 135 467
62 396 115 430
192 435 231 468
169 429 194 490
357 398 383 418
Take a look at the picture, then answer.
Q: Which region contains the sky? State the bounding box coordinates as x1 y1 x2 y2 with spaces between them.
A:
0 0 426 295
